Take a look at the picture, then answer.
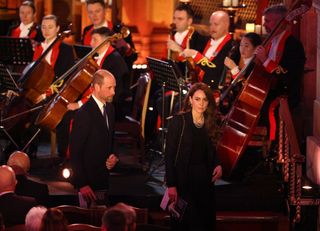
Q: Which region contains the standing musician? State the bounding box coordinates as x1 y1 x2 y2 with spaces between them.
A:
166 3 208 77
181 10 234 91
153 3 208 131
254 5 306 141
7 1 43 43
82 0 137 71
33 14 76 158
68 27 129 122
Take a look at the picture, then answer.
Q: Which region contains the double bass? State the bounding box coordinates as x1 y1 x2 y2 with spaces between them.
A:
35 27 130 131
216 0 311 178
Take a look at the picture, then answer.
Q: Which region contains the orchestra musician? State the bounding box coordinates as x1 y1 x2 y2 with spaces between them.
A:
68 27 129 121
82 0 137 71
33 14 76 158
152 3 209 131
166 3 208 77
181 10 234 91
254 5 306 141
221 32 262 113
7 0 43 43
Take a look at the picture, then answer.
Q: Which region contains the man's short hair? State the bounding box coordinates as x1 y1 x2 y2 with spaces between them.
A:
21 1 36 14
175 3 194 19
102 209 126 231
25 206 47 231
91 27 113 37
92 69 113 87
86 0 105 8
263 4 288 17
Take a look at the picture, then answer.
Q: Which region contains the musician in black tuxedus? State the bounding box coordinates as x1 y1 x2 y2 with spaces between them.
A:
0 165 38 227
31 14 76 159
69 69 119 207
151 3 209 134
255 4 306 141
181 10 234 91
67 27 130 122
221 32 262 114
82 0 137 71
7 151 49 206
7 0 43 43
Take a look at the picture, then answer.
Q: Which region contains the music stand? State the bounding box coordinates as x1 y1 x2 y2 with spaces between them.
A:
0 63 20 93
146 57 185 178
0 36 34 66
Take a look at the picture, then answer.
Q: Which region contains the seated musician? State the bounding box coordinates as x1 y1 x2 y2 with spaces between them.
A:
82 0 137 71
33 14 76 95
7 0 43 43
221 32 262 113
68 27 129 121
180 10 234 91
33 14 76 158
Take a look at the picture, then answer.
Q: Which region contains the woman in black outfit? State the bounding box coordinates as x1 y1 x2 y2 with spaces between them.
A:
165 82 223 231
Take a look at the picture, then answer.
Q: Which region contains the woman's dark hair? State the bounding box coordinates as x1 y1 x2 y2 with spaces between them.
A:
243 32 262 47
183 82 220 144
40 208 67 231
21 1 36 14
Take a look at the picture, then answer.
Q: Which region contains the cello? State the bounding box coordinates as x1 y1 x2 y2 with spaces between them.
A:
21 27 72 105
35 27 130 131
216 0 311 178
1 28 72 131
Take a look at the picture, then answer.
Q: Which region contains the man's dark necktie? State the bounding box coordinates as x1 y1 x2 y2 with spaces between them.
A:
103 104 109 129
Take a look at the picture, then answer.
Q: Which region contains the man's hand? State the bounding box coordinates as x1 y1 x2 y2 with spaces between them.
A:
168 186 178 203
80 185 96 203
180 48 197 58
106 154 119 170
254 45 268 64
211 165 222 182
167 39 182 53
67 102 80 111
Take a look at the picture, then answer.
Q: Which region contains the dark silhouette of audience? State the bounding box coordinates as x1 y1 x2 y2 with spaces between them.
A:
40 208 68 231
0 165 38 227
7 151 50 206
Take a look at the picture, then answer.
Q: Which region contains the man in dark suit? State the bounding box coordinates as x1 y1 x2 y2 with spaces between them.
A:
7 151 49 206
0 165 38 227
69 69 119 208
